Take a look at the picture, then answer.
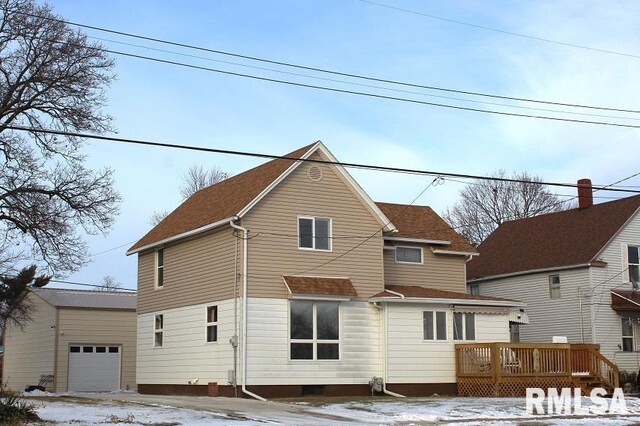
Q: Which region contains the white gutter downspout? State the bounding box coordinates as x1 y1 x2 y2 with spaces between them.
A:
385 288 405 299
377 302 405 398
230 218 267 402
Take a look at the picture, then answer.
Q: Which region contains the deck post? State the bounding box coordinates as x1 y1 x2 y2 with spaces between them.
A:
491 343 501 396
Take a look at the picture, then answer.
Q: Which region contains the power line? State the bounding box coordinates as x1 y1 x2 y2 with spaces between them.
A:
10 9 640 114
357 0 640 61
89 240 138 257
7 124 640 194
48 278 136 292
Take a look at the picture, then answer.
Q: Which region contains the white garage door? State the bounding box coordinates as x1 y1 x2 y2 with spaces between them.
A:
68 345 121 392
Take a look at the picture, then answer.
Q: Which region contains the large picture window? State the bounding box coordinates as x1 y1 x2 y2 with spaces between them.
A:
290 301 339 360
298 217 331 251
453 312 475 341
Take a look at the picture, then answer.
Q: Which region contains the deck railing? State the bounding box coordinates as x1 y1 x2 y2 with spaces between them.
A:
455 342 619 396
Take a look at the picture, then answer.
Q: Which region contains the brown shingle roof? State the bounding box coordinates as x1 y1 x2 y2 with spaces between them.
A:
467 195 640 280
129 143 317 252
283 276 357 297
371 284 518 303
376 202 475 253
611 290 640 315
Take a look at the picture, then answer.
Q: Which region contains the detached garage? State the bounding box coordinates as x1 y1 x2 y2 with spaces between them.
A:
2 288 137 393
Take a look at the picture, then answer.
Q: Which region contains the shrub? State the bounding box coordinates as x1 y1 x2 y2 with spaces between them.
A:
0 394 40 423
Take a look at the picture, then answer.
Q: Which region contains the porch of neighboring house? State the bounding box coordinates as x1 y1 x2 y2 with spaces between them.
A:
455 343 619 397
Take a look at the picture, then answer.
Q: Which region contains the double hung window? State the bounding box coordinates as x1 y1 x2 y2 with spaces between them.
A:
423 311 447 340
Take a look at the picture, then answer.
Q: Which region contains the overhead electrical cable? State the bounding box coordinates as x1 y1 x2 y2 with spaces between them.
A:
9 9 640 114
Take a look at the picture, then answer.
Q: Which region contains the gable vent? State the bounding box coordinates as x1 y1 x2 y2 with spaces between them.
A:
308 166 323 182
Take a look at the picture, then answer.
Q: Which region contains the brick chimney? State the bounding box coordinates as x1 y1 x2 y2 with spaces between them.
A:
577 178 593 209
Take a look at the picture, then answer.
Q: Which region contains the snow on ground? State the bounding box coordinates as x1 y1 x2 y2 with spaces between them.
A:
23 393 640 425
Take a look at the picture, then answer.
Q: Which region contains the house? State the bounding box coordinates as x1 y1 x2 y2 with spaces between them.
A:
127 141 522 398
2 288 137 393
467 180 640 373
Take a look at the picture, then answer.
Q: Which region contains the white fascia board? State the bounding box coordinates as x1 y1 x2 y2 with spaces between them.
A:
126 216 236 255
369 296 525 308
468 263 591 283
314 142 397 233
237 142 320 218
432 249 479 256
384 236 450 245
592 205 640 262
291 294 352 301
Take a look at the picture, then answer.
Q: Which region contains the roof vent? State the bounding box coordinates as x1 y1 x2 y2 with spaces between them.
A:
308 166 323 182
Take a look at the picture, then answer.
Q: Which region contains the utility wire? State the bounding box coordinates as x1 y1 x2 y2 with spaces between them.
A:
7 124 640 193
89 240 138 257
10 9 640 114
357 0 640 61
48 278 137 291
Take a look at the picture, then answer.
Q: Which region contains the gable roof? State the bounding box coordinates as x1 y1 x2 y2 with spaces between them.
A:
376 202 475 253
31 288 136 310
128 142 395 254
467 195 640 280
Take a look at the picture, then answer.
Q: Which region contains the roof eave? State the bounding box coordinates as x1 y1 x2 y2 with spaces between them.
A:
468 263 592 283
369 296 524 307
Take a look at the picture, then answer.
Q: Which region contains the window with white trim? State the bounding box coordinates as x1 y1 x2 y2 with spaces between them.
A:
622 317 635 352
423 311 447 340
290 301 339 360
298 217 331 251
206 306 218 343
453 312 475 341
469 284 480 295
549 274 560 299
154 314 164 347
628 246 640 283
155 248 164 288
395 246 422 264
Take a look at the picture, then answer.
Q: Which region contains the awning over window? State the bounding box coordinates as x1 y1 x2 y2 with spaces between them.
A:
452 306 509 315
283 276 357 299
611 290 640 317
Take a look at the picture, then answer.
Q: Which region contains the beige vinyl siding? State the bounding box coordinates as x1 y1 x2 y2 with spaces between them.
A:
55 309 137 392
386 303 509 383
2 293 56 392
246 298 381 385
136 227 238 314
137 299 235 385
474 268 592 344
590 211 640 372
384 247 467 292
243 152 384 299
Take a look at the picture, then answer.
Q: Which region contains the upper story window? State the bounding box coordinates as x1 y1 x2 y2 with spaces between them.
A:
628 246 640 283
549 274 560 299
155 248 164 288
453 312 475 341
290 300 339 360
206 306 218 343
469 284 480 295
423 311 447 341
154 314 164 347
395 246 422 264
298 217 331 251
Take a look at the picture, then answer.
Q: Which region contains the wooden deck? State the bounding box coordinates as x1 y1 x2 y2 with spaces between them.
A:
455 343 619 397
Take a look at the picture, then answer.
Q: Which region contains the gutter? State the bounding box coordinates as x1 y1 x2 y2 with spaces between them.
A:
229 219 267 402
468 263 593 283
369 296 525 308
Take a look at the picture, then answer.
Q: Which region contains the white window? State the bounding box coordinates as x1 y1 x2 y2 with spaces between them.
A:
395 246 423 264
290 301 339 360
549 274 560 299
298 217 331 251
155 248 164 288
628 246 640 283
206 306 218 343
154 314 164 347
423 311 447 340
622 317 635 352
469 284 480 295
453 312 475 341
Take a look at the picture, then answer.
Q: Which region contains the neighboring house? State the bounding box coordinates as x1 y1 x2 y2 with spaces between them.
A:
467 180 640 372
127 141 522 398
2 288 137 392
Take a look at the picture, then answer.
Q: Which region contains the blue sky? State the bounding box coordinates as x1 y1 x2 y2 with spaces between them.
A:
45 0 640 290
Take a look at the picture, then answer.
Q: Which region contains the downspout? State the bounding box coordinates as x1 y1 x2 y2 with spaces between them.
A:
230 218 267 402
373 301 405 398
385 289 405 299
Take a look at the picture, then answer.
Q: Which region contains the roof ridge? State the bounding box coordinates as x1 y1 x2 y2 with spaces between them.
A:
32 287 136 295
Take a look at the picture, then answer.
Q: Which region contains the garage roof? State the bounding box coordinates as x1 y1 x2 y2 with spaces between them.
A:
31 288 136 310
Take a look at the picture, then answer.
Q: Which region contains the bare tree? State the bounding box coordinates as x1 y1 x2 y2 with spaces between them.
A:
0 265 49 331
150 165 229 225
0 0 120 275
443 170 572 246
99 275 122 292
180 165 229 199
